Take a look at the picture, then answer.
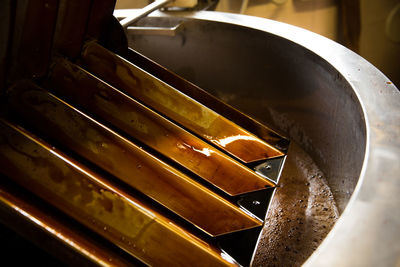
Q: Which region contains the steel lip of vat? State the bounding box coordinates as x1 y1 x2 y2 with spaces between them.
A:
0 119 238 266
80 42 284 164
4 82 263 237
48 58 274 195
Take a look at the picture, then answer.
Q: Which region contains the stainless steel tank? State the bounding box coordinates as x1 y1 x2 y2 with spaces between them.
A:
121 10 400 266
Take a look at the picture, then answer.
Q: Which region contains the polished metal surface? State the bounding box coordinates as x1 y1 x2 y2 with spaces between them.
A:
0 179 135 267
0 118 237 266
120 46 290 153
127 22 184 36
125 11 400 266
2 2 292 263
119 0 173 28
1 1 399 264
48 58 274 196
81 42 284 163
5 82 263 237
254 156 286 183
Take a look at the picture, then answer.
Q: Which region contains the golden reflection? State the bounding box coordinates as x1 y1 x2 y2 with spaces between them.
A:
0 119 237 266
213 135 265 148
81 42 284 163
0 183 130 266
177 142 213 157
193 147 213 157
5 83 263 237
47 60 275 197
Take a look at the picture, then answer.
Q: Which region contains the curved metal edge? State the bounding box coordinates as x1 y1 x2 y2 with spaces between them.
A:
131 10 400 266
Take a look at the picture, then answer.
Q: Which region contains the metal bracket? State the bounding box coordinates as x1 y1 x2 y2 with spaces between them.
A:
127 22 184 37
119 0 173 29
254 156 286 183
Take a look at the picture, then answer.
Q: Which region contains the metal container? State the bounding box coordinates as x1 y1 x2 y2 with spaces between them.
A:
124 11 400 266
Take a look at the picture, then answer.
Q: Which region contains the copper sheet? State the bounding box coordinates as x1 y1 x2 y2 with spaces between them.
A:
0 119 237 266
48 59 274 195
124 48 289 152
80 42 284 163
0 181 134 267
5 82 262 236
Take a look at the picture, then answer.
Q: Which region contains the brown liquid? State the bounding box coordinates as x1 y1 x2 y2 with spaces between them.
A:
253 142 339 266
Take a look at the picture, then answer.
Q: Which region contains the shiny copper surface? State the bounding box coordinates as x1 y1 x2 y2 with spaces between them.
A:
0 181 134 267
80 42 284 163
124 48 289 153
0 1 288 265
48 59 274 195
0 119 237 266
5 82 262 236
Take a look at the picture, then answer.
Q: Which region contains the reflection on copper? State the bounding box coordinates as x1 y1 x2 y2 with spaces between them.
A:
124 48 289 153
80 42 284 163
0 119 237 266
213 135 265 148
47 60 275 196
193 147 212 157
0 186 131 267
5 82 263 237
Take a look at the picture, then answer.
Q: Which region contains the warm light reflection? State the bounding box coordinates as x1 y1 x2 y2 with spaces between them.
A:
177 142 213 157
192 147 213 157
214 135 264 147
221 251 237 265
7 203 113 266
